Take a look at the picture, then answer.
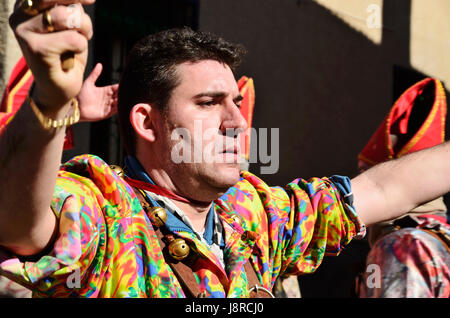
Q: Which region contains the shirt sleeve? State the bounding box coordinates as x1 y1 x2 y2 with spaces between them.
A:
236 172 366 281
282 175 366 275
0 155 136 297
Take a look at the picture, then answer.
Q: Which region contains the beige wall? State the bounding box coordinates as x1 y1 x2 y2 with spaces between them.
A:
0 0 21 95
410 0 450 88
315 0 383 44
319 0 450 89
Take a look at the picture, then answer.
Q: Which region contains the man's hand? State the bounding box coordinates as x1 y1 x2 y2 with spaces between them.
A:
78 63 118 122
9 0 95 113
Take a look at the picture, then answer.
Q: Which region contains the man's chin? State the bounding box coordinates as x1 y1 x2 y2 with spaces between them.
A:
208 164 241 189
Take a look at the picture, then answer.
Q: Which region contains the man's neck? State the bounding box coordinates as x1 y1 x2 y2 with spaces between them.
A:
146 166 214 233
171 200 213 233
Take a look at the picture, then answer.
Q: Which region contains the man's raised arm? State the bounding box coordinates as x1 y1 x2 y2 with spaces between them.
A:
352 141 450 226
0 0 94 256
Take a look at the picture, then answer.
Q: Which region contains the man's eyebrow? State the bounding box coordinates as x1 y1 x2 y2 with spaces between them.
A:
193 92 244 102
193 91 227 99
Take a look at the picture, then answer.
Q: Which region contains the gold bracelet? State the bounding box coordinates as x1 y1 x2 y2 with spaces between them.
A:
28 95 80 129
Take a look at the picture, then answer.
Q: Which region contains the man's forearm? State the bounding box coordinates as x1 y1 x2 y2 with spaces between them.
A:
0 98 68 255
351 141 450 226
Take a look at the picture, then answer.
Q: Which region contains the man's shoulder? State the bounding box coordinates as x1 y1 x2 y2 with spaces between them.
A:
60 153 109 170
54 154 140 218
59 154 124 181
57 154 133 200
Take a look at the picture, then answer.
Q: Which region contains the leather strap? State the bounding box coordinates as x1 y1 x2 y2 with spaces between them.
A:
131 186 204 297
130 185 274 298
245 259 274 298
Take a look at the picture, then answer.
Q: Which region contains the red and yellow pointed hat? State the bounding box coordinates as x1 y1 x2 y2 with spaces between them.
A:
237 76 255 162
0 56 33 135
358 78 447 166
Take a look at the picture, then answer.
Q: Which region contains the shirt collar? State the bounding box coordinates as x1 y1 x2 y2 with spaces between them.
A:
124 156 224 247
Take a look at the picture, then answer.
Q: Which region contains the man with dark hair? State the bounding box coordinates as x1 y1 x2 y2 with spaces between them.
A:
118 27 247 156
1 0 450 298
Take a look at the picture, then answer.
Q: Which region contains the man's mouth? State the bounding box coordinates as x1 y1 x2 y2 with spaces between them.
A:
221 145 240 155
222 149 237 154
217 146 241 164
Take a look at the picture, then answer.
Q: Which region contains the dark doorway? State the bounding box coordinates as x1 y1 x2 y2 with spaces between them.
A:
90 0 199 165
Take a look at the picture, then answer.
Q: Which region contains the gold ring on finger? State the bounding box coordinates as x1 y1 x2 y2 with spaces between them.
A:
43 9 55 32
20 0 39 16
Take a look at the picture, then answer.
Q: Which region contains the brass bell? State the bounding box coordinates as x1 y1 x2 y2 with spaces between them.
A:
230 214 243 226
110 165 124 177
148 206 167 228
168 238 190 260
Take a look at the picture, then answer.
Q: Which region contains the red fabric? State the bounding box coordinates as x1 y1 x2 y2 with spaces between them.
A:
417 214 448 226
358 78 447 166
124 177 191 204
0 113 14 136
0 56 33 114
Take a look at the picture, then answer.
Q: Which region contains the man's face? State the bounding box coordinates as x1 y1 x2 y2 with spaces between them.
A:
153 60 248 201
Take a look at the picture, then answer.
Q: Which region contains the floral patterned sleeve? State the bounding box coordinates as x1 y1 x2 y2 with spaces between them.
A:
222 172 366 288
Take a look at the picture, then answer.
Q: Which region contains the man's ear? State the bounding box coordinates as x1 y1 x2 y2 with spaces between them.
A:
130 103 157 142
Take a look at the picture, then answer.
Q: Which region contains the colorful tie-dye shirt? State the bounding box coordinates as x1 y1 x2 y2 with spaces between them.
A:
0 155 365 297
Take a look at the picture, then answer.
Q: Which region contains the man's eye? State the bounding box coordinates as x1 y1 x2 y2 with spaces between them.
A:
235 103 242 109
200 100 215 106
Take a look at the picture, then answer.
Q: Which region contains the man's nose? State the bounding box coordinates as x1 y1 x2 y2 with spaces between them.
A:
221 100 248 135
